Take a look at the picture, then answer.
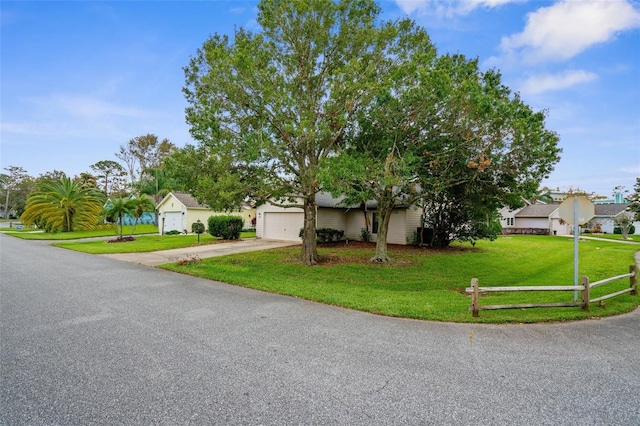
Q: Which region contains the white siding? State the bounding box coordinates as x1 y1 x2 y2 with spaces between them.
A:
385 210 408 245
404 206 422 242
345 210 368 241
516 217 550 229
317 208 347 230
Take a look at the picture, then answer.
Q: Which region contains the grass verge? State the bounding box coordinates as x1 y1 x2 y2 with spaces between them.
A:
51 231 257 253
1 224 159 240
159 236 640 323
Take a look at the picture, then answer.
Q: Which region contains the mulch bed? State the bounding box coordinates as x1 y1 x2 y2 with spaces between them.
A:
107 236 136 243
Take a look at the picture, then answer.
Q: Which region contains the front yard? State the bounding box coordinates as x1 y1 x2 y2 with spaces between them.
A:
159 236 640 323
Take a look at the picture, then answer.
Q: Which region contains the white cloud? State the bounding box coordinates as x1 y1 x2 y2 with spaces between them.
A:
26 93 149 120
500 0 640 63
519 69 598 95
394 0 521 17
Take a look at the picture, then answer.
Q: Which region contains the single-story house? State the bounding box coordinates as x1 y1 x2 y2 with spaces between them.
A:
156 192 256 235
256 192 422 244
589 203 638 234
500 204 568 235
500 202 638 235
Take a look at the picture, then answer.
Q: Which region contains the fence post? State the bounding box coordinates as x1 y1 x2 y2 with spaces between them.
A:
631 264 638 296
581 276 590 311
471 278 479 318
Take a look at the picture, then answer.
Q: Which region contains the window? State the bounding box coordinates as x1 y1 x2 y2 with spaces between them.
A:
372 212 379 234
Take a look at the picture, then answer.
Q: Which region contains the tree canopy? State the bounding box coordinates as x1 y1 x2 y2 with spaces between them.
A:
178 0 561 264
117 134 175 186
182 0 422 264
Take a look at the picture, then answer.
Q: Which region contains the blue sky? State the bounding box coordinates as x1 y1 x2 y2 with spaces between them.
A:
1 0 639 198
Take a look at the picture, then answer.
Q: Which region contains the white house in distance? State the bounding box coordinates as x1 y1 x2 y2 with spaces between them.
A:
591 203 636 234
500 201 638 236
156 192 255 235
500 204 570 235
256 192 422 244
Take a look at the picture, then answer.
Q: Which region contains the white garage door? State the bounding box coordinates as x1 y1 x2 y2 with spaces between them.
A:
264 212 304 241
163 212 183 233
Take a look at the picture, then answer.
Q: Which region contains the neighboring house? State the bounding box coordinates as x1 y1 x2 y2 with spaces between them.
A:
156 192 256 235
500 201 639 236
514 204 568 235
590 203 639 234
500 203 569 235
256 192 422 245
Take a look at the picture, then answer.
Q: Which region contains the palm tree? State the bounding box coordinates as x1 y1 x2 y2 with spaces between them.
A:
101 198 135 240
20 175 105 232
136 167 174 225
128 196 156 236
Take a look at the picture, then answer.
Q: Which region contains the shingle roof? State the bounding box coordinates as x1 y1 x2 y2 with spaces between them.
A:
515 204 559 218
315 191 409 210
594 203 629 217
315 192 378 209
171 192 209 208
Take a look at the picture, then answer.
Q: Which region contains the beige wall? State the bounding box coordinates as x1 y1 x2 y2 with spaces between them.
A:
317 208 347 230
158 194 253 234
256 201 422 245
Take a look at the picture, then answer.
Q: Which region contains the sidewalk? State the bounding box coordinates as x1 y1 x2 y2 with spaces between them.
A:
100 238 300 266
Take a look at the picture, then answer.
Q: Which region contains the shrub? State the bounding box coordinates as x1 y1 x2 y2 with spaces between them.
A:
360 228 371 242
316 228 344 243
614 225 635 235
208 215 243 240
191 221 205 234
299 227 345 243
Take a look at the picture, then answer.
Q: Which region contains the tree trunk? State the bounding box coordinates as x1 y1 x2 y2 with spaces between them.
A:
300 195 319 265
370 194 393 263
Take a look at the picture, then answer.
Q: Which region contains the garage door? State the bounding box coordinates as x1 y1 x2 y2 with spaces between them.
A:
163 212 183 233
264 212 304 241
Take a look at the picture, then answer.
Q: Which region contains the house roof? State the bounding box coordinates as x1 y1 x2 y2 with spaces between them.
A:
315 192 378 209
315 192 408 210
515 204 559 218
172 192 208 208
157 191 209 209
594 203 629 217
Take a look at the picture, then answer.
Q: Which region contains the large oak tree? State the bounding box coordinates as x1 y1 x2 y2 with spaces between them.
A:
182 0 419 264
323 53 561 259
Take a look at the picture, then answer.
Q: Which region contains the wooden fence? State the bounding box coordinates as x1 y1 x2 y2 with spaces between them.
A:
466 265 637 317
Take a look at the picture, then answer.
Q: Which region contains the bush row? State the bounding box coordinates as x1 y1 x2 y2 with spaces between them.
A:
299 227 345 243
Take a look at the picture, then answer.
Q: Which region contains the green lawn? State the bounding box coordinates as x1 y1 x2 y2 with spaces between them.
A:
1 224 159 240
50 230 257 253
159 236 640 323
581 233 638 242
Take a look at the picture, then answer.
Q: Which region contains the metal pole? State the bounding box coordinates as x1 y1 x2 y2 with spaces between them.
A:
574 197 579 302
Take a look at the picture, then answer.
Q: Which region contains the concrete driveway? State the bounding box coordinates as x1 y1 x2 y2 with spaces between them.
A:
100 238 300 266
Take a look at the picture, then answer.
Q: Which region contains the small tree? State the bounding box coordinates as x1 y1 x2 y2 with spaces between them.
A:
128 196 156 236
102 198 135 240
192 220 205 242
628 178 640 221
613 211 635 239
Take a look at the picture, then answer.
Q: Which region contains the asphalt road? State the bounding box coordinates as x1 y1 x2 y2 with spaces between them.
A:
1 234 639 425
